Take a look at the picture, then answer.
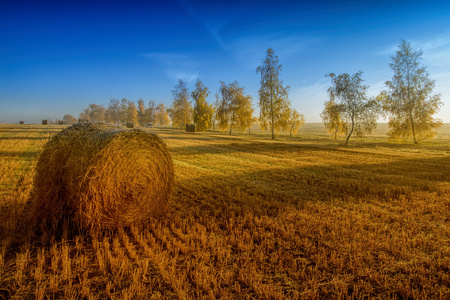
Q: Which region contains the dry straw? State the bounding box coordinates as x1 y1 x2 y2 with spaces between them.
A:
30 122 174 231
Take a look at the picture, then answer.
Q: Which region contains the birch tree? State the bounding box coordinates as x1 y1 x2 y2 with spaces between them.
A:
215 81 254 135
170 80 192 129
320 98 347 139
192 79 214 132
381 40 443 144
257 48 291 139
325 71 379 145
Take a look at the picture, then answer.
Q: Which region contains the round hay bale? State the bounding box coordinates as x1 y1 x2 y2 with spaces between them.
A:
30 122 174 231
126 121 135 128
186 124 195 132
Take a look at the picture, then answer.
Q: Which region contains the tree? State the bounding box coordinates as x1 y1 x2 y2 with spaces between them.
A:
62 114 77 124
320 98 347 139
127 101 138 125
137 99 147 126
155 103 171 127
257 48 291 139
325 71 379 145
170 80 192 129
288 109 305 136
192 79 215 132
79 104 106 122
118 98 129 125
381 40 443 144
146 100 156 126
215 81 254 135
106 98 120 124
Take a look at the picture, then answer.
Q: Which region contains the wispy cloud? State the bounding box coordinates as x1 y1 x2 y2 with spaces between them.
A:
225 33 324 70
375 33 450 66
180 0 322 69
142 52 199 83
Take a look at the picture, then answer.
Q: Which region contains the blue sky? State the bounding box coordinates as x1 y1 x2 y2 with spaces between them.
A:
1 0 450 123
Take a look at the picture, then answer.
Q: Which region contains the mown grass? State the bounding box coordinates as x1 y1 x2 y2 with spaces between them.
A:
0 123 449 299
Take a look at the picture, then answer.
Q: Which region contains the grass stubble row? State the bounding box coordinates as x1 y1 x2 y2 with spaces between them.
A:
0 124 449 299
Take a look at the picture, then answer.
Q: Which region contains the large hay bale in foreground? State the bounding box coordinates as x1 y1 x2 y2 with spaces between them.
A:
30 122 174 230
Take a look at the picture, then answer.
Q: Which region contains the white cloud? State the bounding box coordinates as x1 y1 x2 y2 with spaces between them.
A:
142 52 199 83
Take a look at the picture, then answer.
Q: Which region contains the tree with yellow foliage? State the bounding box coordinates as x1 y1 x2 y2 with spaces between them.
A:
324 71 379 145
288 109 305 136
170 80 192 129
320 98 347 139
127 101 139 125
380 40 443 144
155 103 170 127
192 79 214 132
257 48 291 139
215 81 254 135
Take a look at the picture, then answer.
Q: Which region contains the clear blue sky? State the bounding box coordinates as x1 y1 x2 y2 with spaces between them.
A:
1 0 449 123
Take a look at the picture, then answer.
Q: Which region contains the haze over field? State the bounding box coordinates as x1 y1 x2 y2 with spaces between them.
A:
1 0 450 124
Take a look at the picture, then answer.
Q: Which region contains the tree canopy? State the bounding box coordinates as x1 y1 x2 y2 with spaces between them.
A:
215 81 254 135
192 79 214 132
257 48 291 139
323 71 379 145
170 80 193 129
380 40 443 144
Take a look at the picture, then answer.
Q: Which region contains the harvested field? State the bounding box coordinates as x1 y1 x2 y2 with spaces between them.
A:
0 123 449 299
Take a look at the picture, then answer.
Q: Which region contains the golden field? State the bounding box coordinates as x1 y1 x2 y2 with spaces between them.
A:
0 123 449 299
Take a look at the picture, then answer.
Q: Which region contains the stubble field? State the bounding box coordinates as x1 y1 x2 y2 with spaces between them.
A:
0 123 449 299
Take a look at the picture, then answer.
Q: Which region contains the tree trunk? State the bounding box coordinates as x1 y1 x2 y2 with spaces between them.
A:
346 115 355 145
410 111 417 144
271 114 275 140
229 115 233 135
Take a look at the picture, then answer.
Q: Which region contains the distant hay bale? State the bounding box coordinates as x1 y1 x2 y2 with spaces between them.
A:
126 121 135 128
58 120 64 125
186 124 195 132
19 121 24 124
42 120 48 125
30 122 174 231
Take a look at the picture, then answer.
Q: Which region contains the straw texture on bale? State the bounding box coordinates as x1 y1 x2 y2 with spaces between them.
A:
186 124 195 132
30 122 174 230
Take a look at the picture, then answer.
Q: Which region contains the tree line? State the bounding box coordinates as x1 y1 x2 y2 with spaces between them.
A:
67 47 305 138
63 40 442 144
62 99 170 128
